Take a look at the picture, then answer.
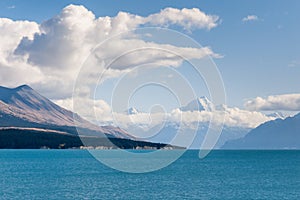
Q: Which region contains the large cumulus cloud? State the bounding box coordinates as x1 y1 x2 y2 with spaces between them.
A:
0 18 42 87
0 4 220 99
0 5 278 130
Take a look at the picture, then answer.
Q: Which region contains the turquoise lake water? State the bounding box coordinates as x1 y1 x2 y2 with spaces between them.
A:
0 150 299 199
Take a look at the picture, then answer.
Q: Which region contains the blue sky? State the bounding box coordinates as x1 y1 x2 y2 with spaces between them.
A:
0 0 299 110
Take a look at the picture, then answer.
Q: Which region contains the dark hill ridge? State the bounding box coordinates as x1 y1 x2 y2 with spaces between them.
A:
222 113 300 149
0 127 173 149
0 85 132 139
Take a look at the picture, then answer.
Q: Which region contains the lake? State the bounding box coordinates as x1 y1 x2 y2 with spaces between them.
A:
0 150 299 199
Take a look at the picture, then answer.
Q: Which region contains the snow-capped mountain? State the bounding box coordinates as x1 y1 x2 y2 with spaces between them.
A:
266 112 285 119
123 97 259 149
125 107 139 115
180 96 215 112
122 97 293 149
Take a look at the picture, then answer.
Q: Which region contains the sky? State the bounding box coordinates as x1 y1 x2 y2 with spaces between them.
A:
0 0 300 129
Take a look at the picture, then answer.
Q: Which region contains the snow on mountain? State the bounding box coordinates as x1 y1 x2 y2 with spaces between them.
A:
180 96 215 112
122 97 259 149
266 112 285 119
126 107 139 115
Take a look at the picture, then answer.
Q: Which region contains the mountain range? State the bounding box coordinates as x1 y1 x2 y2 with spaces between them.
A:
124 97 252 149
0 85 173 149
1 85 299 149
122 96 300 149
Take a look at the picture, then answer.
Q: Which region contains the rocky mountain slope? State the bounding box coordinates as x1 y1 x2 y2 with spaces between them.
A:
0 85 132 139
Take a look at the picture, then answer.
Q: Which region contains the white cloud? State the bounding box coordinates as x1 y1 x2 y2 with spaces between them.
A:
0 4 220 99
7 5 16 9
146 7 219 30
1 4 273 132
94 39 219 70
15 5 95 70
15 5 219 70
242 15 259 22
55 97 113 125
0 18 39 61
245 94 300 111
288 60 300 67
0 18 42 87
56 98 274 129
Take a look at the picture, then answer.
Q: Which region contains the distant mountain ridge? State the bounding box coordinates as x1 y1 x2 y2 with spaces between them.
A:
2 85 293 149
222 113 300 149
0 85 132 139
116 96 289 149
124 97 253 149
